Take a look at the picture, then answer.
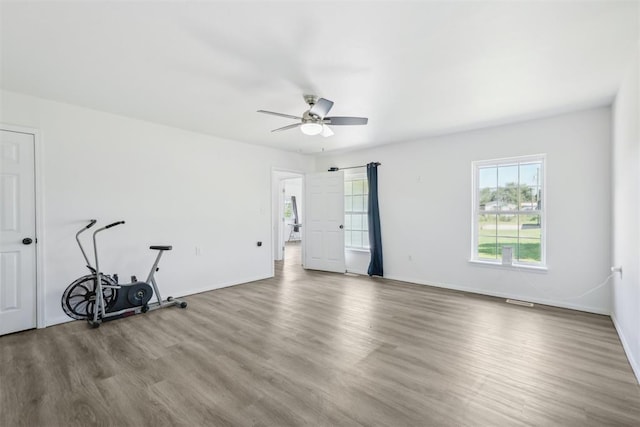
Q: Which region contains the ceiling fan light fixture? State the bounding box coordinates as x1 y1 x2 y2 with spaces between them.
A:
300 122 323 136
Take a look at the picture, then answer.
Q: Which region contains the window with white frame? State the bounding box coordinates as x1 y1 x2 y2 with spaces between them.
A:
472 155 545 266
344 174 369 250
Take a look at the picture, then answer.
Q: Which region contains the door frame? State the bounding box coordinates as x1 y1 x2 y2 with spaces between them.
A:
1 123 46 329
270 168 305 276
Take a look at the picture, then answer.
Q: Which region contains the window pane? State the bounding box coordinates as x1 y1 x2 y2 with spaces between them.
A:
345 195 353 211
519 214 541 237
496 186 518 211
478 214 496 237
479 188 497 211
520 162 541 187
352 214 363 230
344 230 352 247
345 181 353 195
479 167 497 189
344 214 352 230
353 180 364 195
363 215 369 231
363 182 369 195
518 238 541 262
497 214 517 238
518 214 541 262
364 196 368 212
284 201 293 218
352 231 363 248
519 184 536 208
478 235 498 259
497 165 518 210
353 195 364 212
498 164 518 187
478 214 497 259
363 231 370 248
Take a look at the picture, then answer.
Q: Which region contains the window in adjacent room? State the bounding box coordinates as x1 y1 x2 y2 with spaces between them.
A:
472 155 546 267
345 173 369 250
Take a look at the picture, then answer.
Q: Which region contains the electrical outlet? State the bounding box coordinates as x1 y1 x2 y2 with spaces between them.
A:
408 255 412 261
195 247 201 256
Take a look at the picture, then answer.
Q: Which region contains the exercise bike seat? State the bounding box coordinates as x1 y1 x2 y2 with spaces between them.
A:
149 245 172 251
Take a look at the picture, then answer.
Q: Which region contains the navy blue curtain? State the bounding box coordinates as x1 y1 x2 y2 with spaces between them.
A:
367 163 383 277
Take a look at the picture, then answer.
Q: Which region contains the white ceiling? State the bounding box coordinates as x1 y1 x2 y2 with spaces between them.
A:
1 1 638 154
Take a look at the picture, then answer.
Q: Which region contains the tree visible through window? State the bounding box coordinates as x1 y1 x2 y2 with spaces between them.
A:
345 176 369 250
473 155 545 265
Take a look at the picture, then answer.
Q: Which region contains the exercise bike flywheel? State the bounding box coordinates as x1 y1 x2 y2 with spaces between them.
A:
61 275 117 320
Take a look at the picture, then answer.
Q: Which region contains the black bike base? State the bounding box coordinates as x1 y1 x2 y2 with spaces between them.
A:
86 297 187 328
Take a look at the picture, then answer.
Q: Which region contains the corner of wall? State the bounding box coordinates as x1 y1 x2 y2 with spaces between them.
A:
611 313 640 384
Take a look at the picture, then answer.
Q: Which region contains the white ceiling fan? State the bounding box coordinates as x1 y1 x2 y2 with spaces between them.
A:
258 95 368 137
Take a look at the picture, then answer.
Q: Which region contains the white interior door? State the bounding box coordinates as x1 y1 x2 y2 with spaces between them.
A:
304 171 345 273
0 129 37 335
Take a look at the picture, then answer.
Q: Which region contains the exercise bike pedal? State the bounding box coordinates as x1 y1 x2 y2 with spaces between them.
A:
167 296 187 309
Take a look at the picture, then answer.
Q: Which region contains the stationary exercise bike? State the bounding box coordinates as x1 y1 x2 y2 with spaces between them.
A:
61 220 187 327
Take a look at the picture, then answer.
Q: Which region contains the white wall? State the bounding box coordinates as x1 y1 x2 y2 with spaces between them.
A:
317 107 612 314
611 45 640 382
0 90 314 326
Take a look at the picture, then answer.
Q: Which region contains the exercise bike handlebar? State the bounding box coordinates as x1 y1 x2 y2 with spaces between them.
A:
76 219 98 268
92 221 126 238
92 221 125 286
105 221 126 229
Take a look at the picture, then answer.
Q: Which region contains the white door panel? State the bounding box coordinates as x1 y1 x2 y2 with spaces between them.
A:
0 129 37 335
304 171 345 273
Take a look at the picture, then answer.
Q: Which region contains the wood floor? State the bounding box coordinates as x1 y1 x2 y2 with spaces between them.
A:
1 242 639 426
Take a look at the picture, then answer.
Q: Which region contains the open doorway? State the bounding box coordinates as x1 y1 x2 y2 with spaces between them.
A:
283 178 302 264
272 170 304 268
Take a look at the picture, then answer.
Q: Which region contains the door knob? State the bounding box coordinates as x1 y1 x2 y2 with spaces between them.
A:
22 238 33 245
339 225 344 229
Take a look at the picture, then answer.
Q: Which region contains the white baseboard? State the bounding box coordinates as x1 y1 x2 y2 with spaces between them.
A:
169 274 272 299
346 269 368 276
384 274 610 315
611 314 640 385
46 315 74 327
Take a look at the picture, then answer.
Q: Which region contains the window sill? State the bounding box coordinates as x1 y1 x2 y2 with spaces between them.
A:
346 247 370 253
468 259 548 272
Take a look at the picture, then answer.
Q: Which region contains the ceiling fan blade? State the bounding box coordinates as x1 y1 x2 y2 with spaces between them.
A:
271 123 302 132
321 125 334 138
258 110 302 120
309 98 334 118
324 117 368 126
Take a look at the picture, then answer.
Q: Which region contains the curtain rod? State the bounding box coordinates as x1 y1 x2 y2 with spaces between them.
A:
328 162 381 171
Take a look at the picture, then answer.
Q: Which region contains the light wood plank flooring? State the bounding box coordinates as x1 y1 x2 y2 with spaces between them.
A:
1 243 639 426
